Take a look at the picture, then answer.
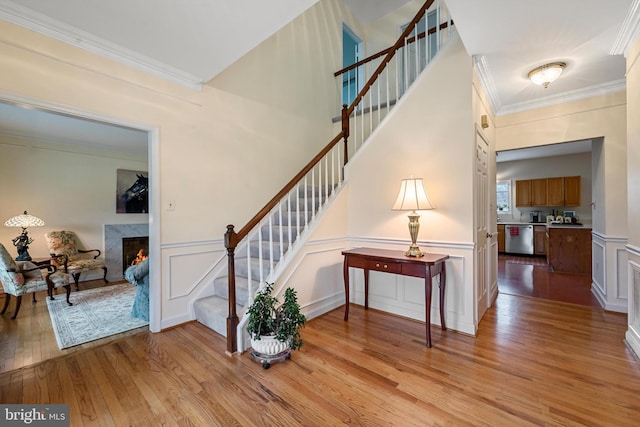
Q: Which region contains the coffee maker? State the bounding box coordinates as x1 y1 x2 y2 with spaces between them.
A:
530 211 542 223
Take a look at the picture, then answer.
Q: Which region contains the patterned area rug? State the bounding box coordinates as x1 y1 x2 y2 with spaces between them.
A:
47 283 148 349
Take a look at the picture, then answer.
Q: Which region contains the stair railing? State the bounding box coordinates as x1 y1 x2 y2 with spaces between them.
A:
224 0 454 354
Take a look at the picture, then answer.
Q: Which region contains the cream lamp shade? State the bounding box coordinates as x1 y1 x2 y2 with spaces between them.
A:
4 211 45 228
392 178 433 257
4 211 45 261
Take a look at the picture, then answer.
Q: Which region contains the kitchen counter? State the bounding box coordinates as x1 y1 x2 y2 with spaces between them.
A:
497 221 591 229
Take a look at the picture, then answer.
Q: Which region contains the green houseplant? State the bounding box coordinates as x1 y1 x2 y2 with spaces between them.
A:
247 283 307 357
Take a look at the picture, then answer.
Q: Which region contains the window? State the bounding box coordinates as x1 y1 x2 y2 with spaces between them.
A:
496 181 511 213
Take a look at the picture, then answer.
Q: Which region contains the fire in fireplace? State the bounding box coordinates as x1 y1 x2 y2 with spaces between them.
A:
122 236 149 274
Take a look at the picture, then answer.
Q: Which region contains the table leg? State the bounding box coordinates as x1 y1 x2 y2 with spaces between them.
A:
439 263 447 331
343 257 349 320
364 269 369 310
425 267 433 348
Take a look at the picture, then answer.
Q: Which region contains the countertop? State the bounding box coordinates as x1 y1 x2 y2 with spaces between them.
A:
497 221 592 229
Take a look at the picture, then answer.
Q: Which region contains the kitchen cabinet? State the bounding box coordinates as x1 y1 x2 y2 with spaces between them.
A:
515 176 581 207
515 180 532 207
531 179 547 206
497 224 505 252
534 225 546 255
564 176 581 206
547 227 591 274
546 177 564 206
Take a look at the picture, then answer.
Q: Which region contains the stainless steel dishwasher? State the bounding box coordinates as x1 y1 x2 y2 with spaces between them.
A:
505 224 534 255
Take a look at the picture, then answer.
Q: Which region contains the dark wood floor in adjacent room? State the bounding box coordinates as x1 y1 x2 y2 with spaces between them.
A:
498 253 600 307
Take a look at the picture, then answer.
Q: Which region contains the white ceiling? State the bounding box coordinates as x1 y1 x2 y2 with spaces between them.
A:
0 0 636 161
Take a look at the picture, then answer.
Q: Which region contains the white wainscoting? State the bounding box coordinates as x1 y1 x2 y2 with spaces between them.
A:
626 246 640 358
592 231 629 312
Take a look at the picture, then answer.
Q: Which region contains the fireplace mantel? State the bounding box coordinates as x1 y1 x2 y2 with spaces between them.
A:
104 223 149 281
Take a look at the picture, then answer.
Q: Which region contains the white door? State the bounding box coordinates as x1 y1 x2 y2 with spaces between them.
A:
475 128 490 322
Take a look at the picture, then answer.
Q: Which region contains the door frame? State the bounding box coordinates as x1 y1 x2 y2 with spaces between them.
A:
0 90 161 333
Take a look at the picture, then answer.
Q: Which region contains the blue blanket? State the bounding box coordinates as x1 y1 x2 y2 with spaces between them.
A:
124 258 149 321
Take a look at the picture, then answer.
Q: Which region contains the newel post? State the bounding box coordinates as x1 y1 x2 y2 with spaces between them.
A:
224 224 239 355
341 104 350 171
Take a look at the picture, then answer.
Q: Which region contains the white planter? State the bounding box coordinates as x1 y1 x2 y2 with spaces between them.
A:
250 335 290 356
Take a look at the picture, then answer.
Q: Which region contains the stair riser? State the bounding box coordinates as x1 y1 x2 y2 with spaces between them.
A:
248 241 287 261
260 226 299 242
269 212 312 226
213 276 256 306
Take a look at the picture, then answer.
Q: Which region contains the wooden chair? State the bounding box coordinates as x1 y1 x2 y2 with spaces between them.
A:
0 243 71 319
45 231 108 291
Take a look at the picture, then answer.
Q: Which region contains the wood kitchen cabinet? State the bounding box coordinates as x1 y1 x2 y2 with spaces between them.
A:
546 177 564 206
515 176 581 207
534 225 546 255
531 179 547 206
497 224 505 253
547 227 591 274
563 176 581 206
515 180 532 207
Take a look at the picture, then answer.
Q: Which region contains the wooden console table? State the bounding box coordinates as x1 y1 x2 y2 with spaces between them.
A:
342 247 449 348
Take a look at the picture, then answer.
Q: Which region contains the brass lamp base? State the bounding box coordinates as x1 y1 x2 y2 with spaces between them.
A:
405 211 425 258
405 244 424 258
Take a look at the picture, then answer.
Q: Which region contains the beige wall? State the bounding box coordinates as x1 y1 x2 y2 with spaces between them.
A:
343 36 479 335
625 33 640 356
0 0 357 329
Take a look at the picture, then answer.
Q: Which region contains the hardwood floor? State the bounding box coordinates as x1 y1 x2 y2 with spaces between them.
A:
2 292 640 425
0 280 146 373
498 253 600 307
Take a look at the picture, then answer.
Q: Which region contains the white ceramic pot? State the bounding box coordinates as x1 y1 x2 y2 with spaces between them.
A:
250 335 290 356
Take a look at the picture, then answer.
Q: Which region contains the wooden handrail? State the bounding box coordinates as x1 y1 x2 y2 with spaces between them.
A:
334 19 453 78
227 131 346 246
224 0 437 355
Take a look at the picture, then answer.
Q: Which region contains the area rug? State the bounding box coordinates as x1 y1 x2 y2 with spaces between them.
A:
46 283 148 349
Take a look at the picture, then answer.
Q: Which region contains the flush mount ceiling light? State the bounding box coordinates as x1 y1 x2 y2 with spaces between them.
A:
528 62 566 88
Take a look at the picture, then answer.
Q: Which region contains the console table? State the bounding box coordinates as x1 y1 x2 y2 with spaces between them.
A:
342 247 449 348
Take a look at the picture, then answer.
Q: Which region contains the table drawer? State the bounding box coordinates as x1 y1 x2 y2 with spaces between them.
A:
401 263 427 278
348 256 401 274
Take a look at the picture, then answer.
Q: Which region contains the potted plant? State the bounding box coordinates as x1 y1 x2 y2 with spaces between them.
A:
247 282 306 368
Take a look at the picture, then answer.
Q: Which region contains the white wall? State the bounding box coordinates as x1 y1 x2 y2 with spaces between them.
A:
496 152 593 223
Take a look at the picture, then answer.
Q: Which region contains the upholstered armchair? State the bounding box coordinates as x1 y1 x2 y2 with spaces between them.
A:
45 231 108 291
0 243 72 319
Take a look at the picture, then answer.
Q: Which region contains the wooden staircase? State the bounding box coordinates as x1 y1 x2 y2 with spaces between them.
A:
193 0 455 354
194 184 329 337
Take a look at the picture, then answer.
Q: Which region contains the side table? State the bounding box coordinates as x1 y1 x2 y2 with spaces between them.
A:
342 247 449 348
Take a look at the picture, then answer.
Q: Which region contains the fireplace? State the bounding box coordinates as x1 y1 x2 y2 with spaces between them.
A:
104 223 149 281
122 236 149 273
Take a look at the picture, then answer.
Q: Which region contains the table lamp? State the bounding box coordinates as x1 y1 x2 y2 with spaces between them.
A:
4 211 45 261
392 178 433 257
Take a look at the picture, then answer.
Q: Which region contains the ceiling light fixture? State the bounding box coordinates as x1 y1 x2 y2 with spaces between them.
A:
528 62 566 88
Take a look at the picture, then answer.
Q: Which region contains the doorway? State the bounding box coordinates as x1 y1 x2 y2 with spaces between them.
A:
342 24 362 106
0 94 159 372
495 140 596 307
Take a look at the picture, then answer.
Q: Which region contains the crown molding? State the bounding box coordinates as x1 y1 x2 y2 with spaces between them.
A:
611 0 640 56
473 55 502 114
0 1 203 90
497 79 626 115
